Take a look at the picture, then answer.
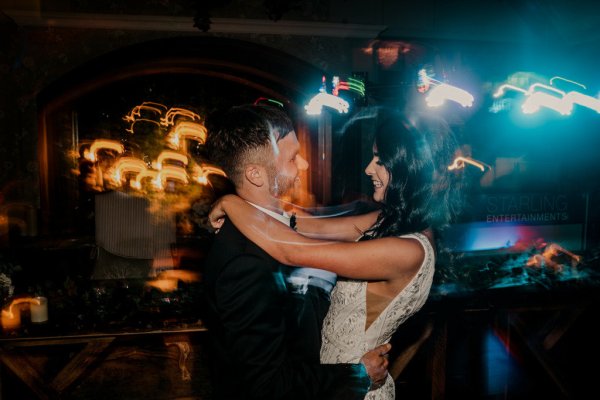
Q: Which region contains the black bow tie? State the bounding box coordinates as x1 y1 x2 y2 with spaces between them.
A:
289 213 297 230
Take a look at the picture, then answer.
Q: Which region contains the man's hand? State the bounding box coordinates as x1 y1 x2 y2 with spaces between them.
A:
359 343 391 390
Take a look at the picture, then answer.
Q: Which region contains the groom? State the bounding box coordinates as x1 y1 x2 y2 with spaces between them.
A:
202 104 390 399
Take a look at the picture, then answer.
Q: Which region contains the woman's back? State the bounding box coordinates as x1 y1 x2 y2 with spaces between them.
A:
320 232 435 399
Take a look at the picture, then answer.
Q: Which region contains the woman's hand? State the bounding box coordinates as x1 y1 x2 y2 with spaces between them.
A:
208 196 229 231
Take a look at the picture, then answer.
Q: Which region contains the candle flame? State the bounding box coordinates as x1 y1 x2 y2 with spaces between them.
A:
526 242 582 272
2 297 40 319
145 269 201 292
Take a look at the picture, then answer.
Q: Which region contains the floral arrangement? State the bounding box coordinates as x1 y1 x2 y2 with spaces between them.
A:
0 253 21 308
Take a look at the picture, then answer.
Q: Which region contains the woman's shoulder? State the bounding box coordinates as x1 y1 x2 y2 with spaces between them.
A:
393 232 435 264
400 230 434 248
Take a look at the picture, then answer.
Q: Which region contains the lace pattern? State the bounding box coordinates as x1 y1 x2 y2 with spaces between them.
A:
320 233 435 399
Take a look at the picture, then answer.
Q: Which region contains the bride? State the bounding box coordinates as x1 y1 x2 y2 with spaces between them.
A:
209 107 465 399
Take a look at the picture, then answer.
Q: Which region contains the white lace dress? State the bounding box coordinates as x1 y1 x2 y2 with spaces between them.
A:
320 233 435 399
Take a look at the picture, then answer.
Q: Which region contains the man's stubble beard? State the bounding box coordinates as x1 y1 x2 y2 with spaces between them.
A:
267 163 296 198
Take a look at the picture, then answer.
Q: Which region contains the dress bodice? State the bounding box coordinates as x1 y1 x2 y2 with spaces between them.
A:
320 232 435 399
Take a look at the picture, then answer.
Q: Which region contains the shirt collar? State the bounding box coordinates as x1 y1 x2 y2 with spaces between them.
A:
247 201 291 226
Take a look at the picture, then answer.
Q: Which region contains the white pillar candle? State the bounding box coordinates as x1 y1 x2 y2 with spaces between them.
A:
30 296 48 323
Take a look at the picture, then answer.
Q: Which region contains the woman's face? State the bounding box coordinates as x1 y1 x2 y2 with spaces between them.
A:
364 143 390 202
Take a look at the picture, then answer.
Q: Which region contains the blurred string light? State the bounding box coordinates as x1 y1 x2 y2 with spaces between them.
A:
494 83 571 115
123 102 167 133
161 107 201 126
165 121 207 153
79 102 225 194
448 156 488 172
83 139 124 162
493 76 600 116
331 76 366 97
305 75 358 115
254 97 285 108
417 69 474 108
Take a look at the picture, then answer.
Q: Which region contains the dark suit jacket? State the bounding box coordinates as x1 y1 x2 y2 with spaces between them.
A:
202 220 370 400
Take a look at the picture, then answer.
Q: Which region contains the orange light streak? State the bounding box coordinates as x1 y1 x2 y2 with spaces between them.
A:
123 102 167 123
166 121 208 150
153 150 189 170
80 103 211 195
123 102 167 133
158 165 189 185
132 169 160 190
146 278 179 292
191 164 227 186
448 156 486 172
161 107 201 126
84 140 124 162
110 157 148 184
145 269 201 292
125 118 162 134
526 243 582 272
1 297 41 330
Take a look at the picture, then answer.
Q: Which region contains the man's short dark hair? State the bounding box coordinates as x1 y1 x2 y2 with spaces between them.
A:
205 104 294 187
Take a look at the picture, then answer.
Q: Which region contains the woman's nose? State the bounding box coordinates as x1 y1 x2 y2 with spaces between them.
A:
365 159 375 176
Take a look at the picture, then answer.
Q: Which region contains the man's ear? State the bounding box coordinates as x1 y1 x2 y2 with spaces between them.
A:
244 165 265 187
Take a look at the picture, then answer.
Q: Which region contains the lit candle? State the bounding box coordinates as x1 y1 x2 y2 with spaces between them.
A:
1 307 21 331
30 296 48 323
146 278 178 292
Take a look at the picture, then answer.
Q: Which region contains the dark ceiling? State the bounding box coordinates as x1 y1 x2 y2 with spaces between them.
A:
2 0 599 46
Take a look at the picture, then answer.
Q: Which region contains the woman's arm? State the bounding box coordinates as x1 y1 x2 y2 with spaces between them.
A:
211 194 425 281
211 196 380 242
293 208 380 242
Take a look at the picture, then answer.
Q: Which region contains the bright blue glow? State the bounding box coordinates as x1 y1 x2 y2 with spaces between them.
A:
483 328 526 396
445 222 583 252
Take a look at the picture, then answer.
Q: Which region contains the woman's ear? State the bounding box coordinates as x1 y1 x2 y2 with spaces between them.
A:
244 165 265 187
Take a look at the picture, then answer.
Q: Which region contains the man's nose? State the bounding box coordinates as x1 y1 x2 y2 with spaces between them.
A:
296 154 309 171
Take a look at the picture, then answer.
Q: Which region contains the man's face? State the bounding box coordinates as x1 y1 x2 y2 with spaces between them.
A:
267 131 309 198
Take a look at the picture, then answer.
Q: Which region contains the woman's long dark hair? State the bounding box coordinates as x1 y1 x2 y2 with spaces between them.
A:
363 108 465 239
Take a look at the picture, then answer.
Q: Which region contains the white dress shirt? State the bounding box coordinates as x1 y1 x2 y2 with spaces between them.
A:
247 202 337 293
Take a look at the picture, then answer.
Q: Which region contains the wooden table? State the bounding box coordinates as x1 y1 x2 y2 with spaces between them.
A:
391 281 600 399
0 326 210 400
